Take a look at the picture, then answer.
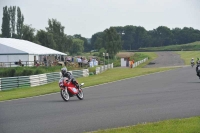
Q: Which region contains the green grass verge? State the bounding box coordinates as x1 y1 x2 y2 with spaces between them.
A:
139 41 200 51
0 67 172 101
86 117 200 133
176 51 200 65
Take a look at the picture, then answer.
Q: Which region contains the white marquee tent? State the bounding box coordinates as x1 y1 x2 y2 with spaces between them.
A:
0 38 67 67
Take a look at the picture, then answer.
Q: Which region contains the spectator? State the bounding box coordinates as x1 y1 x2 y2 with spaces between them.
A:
43 56 47 66
19 59 22 66
61 56 64 61
130 59 134 68
66 56 71 62
77 57 82 67
35 60 40 67
82 58 88 67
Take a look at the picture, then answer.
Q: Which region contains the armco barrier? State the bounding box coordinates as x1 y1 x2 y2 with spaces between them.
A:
0 69 89 91
0 78 1 91
132 58 148 68
1 77 19 90
96 63 113 75
83 69 89 77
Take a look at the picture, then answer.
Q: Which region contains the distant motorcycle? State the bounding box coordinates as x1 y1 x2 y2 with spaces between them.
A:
59 77 84 101
196 65 200 79
191 62 195 67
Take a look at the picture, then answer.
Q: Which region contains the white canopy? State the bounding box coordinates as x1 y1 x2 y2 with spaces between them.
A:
0 38 67 55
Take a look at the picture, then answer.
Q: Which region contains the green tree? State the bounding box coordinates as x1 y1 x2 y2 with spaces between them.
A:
68 38 84 55
16 7 24 39
103 27 122 58
122 26 136 50
46 18 65 52
73 34 92 52
1 6 11 38
36 29 56 49
91 32 104 50
9 6 16 37
21 24 35 42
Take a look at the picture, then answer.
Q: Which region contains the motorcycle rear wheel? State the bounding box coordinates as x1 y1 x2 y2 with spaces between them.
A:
61 89 70 101
77 88 84 100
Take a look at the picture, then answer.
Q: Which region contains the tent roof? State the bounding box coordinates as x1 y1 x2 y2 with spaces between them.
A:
0 38 67 55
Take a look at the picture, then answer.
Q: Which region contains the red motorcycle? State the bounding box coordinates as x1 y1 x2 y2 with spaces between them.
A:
59 77 84 101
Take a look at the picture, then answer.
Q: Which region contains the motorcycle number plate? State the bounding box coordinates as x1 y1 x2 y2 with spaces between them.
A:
73 88 77 93
198 67 200 70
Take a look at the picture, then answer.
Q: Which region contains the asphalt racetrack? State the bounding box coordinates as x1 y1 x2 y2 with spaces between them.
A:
145 51 185 68
0 52 200 133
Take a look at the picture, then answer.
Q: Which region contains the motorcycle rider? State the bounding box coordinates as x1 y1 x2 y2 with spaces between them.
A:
196 58 199 65
191 58 195 66
196 60 200 79
60 67 80 88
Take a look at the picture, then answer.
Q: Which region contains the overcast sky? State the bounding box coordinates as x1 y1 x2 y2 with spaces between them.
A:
0 0 199 38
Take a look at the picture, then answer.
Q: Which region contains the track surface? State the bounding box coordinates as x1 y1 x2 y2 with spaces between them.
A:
145 51 185 68
1 52 200 133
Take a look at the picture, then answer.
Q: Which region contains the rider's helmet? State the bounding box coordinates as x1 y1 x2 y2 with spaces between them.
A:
61 67 67 76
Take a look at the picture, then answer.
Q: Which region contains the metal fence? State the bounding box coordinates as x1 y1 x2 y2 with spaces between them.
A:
0 69 89 91
96 63 113 74
132 58 148 68
0 63 116 91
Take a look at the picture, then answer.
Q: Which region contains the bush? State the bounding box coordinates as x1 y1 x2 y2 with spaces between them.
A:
89 72 94 75
92 53 99 56
22 69 33 76
34 69 43 75
88 67 96 75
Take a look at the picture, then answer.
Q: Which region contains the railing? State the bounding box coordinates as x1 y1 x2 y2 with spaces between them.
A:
0 61 35 67
0 61 65 67
0 63 118 91
95 63 113 74
132 58 148 68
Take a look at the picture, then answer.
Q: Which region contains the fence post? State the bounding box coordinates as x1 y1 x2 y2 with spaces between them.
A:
17 76 19 87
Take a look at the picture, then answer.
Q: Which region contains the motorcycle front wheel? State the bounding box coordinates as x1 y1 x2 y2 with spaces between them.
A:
76 88 84 100
60 89 70 101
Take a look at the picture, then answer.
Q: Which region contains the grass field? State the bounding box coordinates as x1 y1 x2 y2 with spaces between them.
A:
177 51 200 65
87 117 200 133
139 41 200 51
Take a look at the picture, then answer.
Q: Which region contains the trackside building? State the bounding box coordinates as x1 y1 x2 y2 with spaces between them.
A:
0 38 67 67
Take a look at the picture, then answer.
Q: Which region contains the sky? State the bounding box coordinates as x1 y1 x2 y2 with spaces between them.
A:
0 0 200 38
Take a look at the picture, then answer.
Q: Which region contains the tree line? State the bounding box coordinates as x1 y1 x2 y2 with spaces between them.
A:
1 6 92 55
1 6 200 58
91 25 200 51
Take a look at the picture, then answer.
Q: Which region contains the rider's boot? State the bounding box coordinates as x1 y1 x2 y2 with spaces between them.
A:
75 83 80 90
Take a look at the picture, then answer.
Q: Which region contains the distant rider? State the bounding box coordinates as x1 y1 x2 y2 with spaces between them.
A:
196 59 200 79
60 67 79 88
191 58 195 66
196 58 199 65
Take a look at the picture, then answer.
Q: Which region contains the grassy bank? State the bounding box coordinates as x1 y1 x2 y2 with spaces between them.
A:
87 116 200 133
177 51 200 65
139 41 200 51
